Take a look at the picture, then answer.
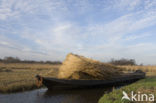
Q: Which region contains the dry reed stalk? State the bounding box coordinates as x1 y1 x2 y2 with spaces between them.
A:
57 53 123 80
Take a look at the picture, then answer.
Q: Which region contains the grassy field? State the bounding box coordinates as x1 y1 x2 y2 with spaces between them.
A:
0 63 60 93
99 77 156 103
99 65 156 103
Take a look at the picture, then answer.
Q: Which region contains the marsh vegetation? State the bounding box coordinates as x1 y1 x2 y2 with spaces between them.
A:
99 77 156 103
0 63 60 93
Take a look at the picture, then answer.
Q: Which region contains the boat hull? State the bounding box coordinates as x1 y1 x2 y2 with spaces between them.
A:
36 70 145 90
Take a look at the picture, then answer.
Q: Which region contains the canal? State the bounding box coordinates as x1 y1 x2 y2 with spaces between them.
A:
0 87 113 103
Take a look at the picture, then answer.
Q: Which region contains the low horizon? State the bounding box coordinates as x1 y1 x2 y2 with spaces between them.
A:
0 55 154 66
0 0 156 65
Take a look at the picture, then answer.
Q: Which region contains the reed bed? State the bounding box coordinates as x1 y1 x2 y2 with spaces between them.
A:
0 63 60 93
118 65 156 72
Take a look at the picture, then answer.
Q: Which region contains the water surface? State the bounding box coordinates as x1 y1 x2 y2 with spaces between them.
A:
0 88 112 103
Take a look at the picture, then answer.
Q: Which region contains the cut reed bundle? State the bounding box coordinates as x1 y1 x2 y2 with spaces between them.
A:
57 53 123 80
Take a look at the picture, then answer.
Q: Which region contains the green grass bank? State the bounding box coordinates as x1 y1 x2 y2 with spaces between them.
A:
99 77 156 103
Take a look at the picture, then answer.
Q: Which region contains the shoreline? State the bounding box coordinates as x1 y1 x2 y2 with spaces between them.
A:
99 76 156 103
0 63 60 94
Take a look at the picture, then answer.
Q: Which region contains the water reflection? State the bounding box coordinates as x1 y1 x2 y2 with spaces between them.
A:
43 88 112 103
0 87 112 103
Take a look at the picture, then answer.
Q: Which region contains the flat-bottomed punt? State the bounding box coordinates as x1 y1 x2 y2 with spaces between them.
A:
36 70 145 90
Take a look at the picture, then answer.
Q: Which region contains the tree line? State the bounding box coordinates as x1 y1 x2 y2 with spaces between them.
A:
0 56 62 64
109 58 136 65
0 56 137 65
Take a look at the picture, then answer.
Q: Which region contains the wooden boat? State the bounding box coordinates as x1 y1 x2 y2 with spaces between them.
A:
36 70 145 90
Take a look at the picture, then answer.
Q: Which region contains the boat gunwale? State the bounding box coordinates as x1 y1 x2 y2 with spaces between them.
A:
42 72 145 86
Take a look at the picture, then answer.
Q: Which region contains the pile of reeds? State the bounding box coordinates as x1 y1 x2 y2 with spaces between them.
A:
57 53 123 80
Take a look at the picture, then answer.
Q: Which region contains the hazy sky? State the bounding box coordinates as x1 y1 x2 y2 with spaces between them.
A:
0 0 156 64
